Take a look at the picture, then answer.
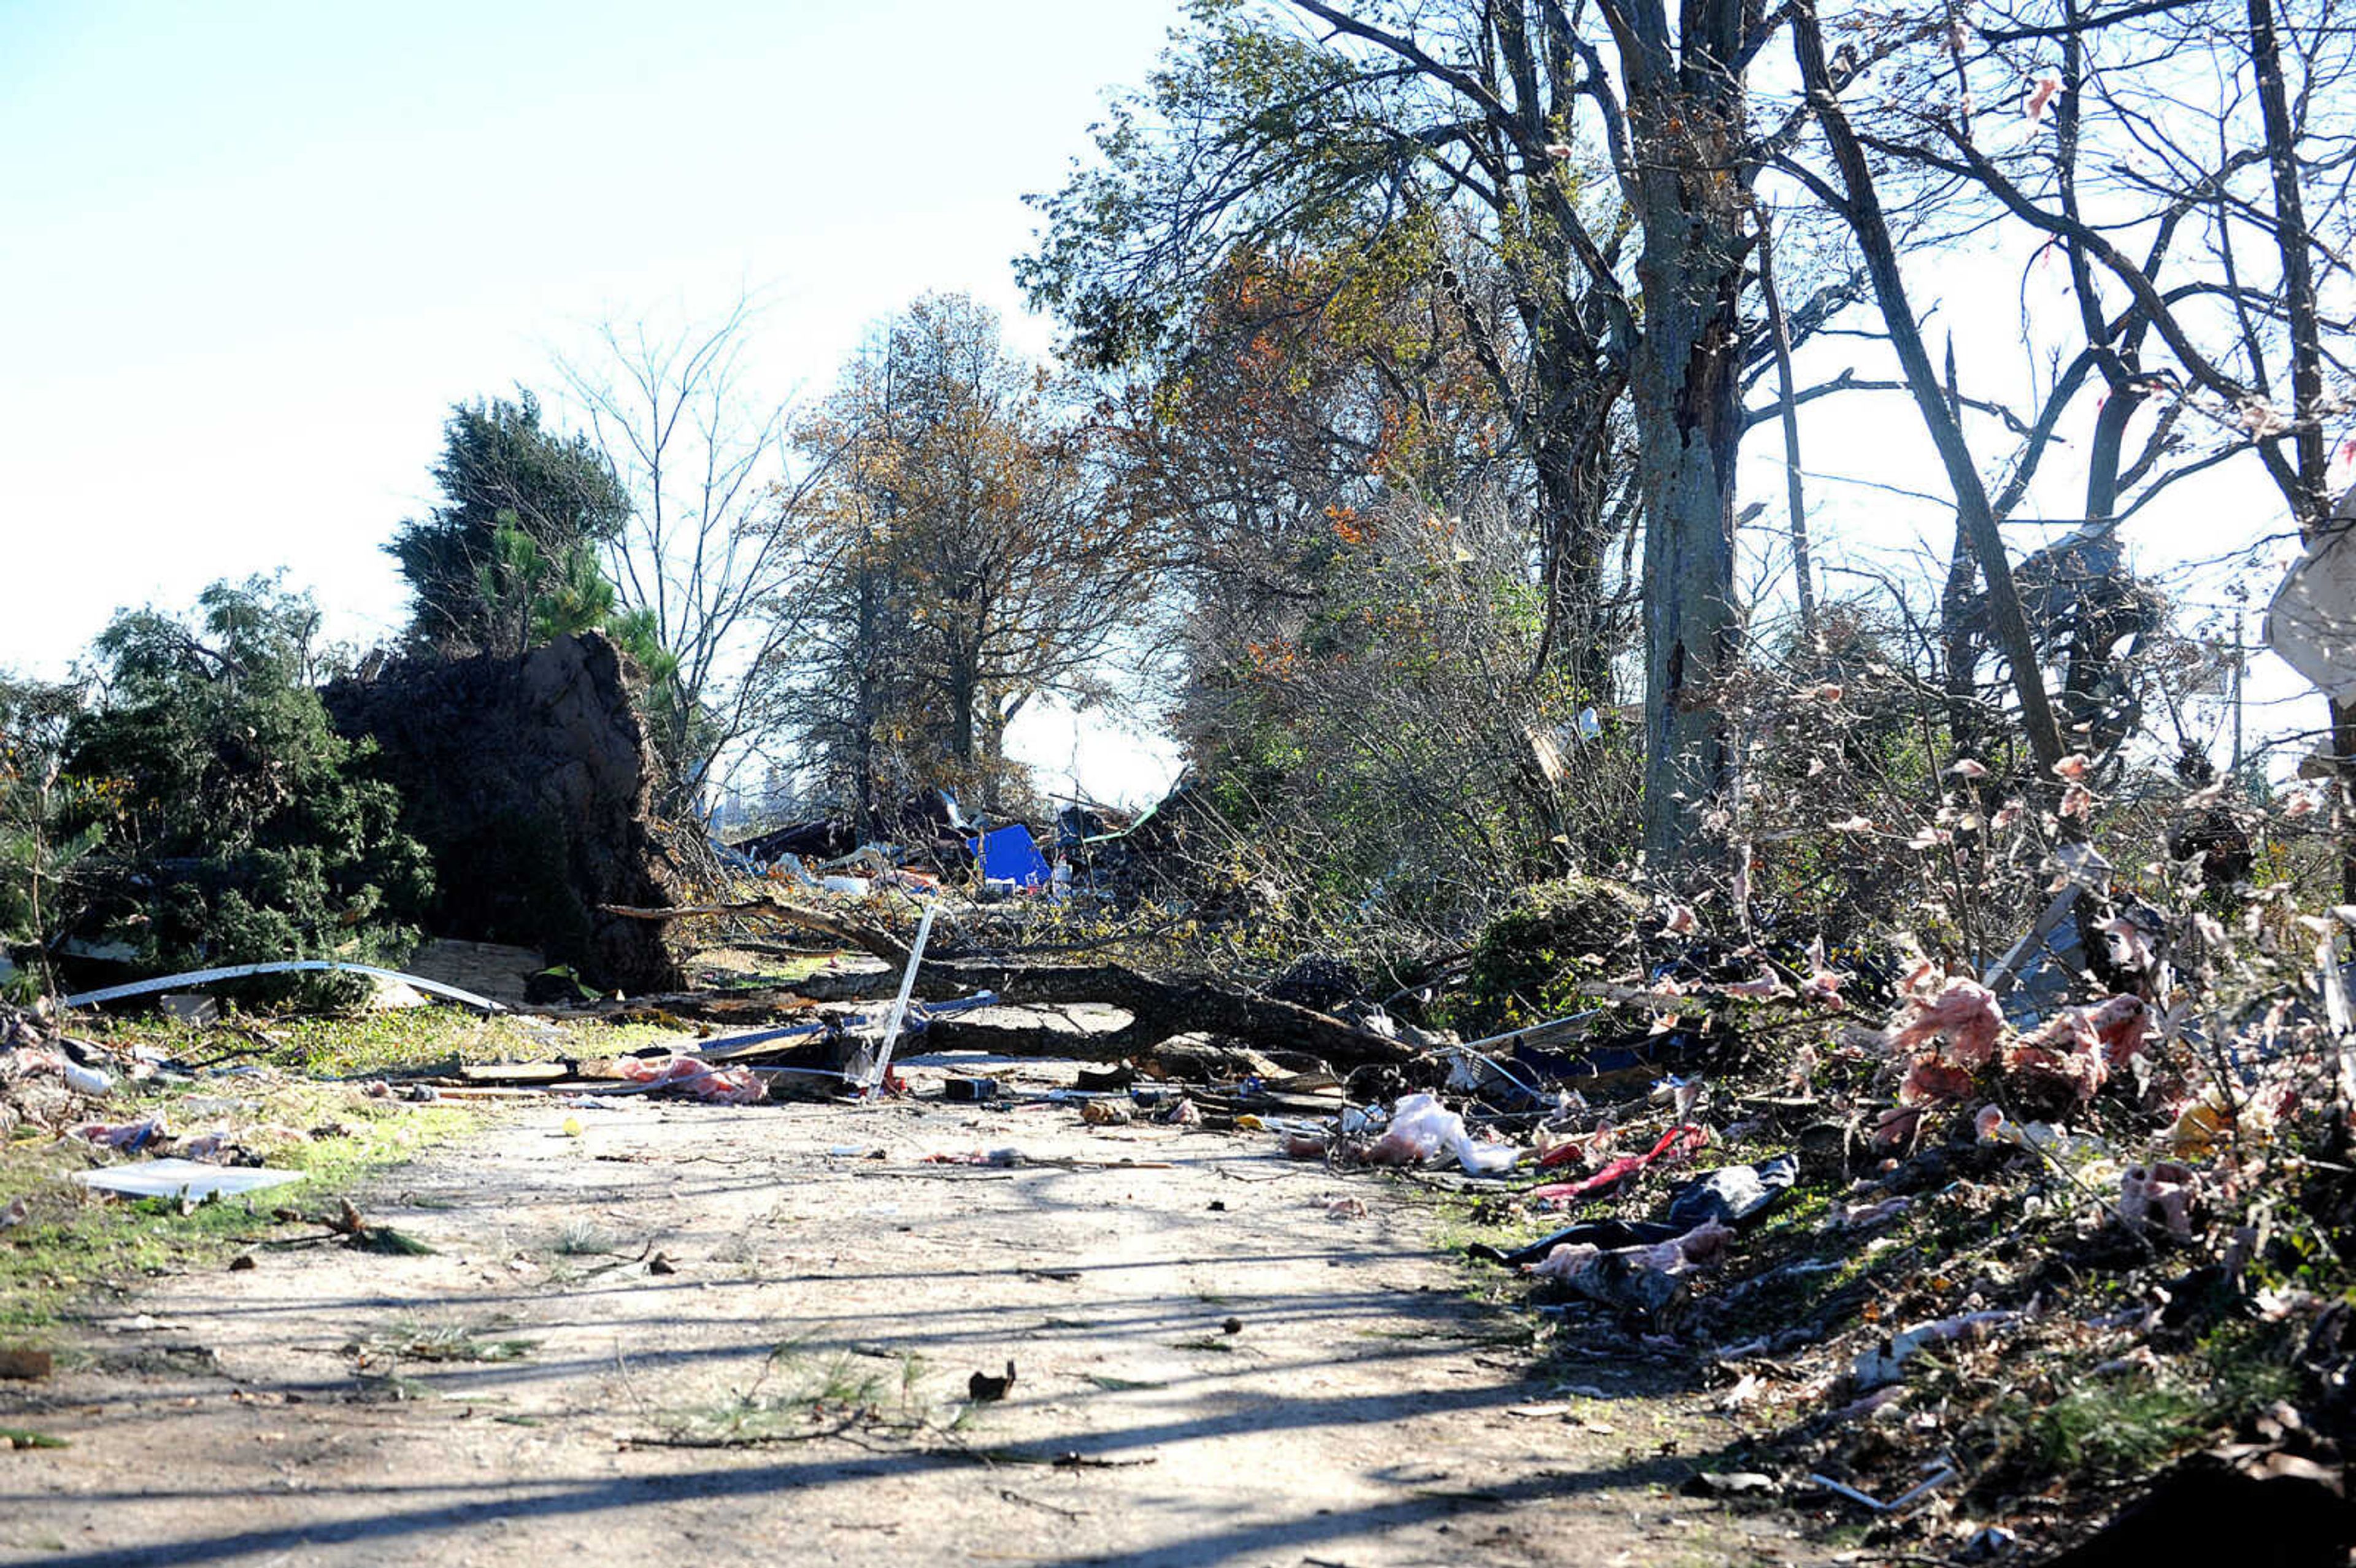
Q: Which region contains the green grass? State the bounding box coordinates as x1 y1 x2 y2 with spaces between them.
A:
85 1004 683 1078
0 1148 293 1335
0 1057 486 1337
2003 1317 2306 1484
552 1220 617 1256
351 1316 538 1364
2200 1319 2300 1413
2029 1383 2207 1477
0 1002 709 1341
655 1341 934 1445
0 1428 69 1450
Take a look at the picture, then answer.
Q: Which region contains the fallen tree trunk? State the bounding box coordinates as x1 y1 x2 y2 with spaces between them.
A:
866 960 1415 1067
601 899 1417 1067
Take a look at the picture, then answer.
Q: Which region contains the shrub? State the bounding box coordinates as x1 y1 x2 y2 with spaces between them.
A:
1444 874 1649 1035
58 578 434 1001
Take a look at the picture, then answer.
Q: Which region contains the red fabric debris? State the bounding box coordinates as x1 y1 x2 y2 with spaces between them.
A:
1523 1123 1707 1205
615 1055 766 1105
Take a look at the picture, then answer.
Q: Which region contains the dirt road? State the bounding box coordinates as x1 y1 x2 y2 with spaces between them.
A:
1 1076 1816 1566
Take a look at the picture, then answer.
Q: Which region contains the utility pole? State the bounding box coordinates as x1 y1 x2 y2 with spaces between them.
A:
2231 604 2247 779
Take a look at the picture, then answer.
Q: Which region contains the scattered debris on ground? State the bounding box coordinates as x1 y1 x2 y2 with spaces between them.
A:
7 748 2356 1567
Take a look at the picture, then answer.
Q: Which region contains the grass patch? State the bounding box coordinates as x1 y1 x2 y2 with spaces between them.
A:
0 1158 287 1335
83 1005 682 1079
0 1002 695 1339
2199 1318 2301 1411
2028 1383 2207 1478
655 1340 933 1445
552 1220 617 1256
0 1428 69 1450
0 1077 482 1335
352 1316 538 1364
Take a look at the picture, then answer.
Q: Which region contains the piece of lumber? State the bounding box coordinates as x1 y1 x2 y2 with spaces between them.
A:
458 1061 572 1085
601 898 909 964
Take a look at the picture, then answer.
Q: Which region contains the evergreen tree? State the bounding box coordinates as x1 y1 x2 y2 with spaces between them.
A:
388 394 629 655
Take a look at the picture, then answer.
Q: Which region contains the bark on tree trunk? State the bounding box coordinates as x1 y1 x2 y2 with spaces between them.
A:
2245 0 2355 901
1757 212 1818 643
1619 67 1750 878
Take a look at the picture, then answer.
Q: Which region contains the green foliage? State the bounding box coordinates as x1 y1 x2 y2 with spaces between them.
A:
473 516 680 700
1019 0 1426 370
0 677 103 998
2028 1383 2206 1479
476 516 614 646
602 606 679 691
60 578 434 998
1446 874 1648 1034
387 394 628 656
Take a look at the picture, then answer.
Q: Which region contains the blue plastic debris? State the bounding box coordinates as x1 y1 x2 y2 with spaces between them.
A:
968 823 1052 888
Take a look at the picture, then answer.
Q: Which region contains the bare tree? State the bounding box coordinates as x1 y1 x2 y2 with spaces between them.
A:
782 296 1157 819
553 301 841 805
1765 0 2354 829
1781 0 2069 777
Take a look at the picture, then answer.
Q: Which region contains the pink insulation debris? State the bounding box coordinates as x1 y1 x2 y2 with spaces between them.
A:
2120 1161 2197 1239
1890 979 2004 1069
615 1056 766 1105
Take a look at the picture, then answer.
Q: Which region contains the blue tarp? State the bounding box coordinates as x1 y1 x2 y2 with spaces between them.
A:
969 823 1052 888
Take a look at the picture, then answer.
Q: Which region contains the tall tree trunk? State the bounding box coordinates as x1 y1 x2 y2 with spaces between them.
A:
1602 0 1753 878
1937 340 1985 761
2246 0 2356 900
1757 210 1819 642
949 664 977 767
1532 412 1619 696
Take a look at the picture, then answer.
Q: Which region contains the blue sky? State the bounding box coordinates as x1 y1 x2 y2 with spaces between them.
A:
0 0 1189 796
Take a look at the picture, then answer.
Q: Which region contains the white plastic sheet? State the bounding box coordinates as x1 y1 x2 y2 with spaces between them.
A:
2266 486 2356 701
75 1159 305 1201
1366 1092 1519 1174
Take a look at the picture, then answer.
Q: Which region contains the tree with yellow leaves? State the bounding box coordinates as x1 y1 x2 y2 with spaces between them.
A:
780 294 1154 824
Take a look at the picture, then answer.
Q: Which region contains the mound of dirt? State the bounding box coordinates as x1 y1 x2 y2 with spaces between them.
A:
323 632 683 993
